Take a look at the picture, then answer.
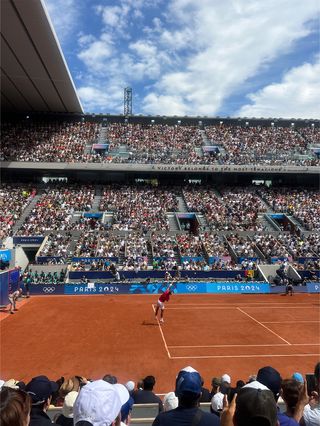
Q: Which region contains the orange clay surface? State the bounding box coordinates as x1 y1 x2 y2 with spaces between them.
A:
1 293 319 393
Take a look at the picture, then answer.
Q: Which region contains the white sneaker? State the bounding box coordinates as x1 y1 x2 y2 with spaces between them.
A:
160 318 164 323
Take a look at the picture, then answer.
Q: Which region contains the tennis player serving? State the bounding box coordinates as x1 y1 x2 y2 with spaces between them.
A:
155 282 173 324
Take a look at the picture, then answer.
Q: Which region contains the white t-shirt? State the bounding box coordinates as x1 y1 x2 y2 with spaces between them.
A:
303 403 320 426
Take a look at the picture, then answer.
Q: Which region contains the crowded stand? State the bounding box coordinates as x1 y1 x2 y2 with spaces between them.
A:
252 234 292 259
200 233 230 258
74 216 109 231
99 185 179 231
298 126 320 144
37 232 72 257
2 118 318 166
226 234 257 258
182 186 266 231
150 233 177 259
107 122 204 164
205 124 320 166
0 184 36 241
74 232 98 257
257 187 320 231
1 362 319 426
125 233 149 260
176 235 204 258
276 234 320 258
96 233 125 258
16 185 95 235
1 121 100 162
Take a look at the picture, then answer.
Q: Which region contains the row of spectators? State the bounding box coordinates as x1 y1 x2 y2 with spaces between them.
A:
38 231 319 268
16 185 95 236
257 187 320 231
205 124 319 166
38 233 73 257
1 363 319 425
2 184 318 237
99 185 179 231
183 186 266 231
24 269 66 284
1 121 99 162
0 184 36 241
2 120 318 165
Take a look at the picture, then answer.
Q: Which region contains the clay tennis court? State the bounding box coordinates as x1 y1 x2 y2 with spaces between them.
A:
1 293 319 392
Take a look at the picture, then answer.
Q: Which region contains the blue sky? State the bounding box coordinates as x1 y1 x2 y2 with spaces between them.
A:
44 0 319 118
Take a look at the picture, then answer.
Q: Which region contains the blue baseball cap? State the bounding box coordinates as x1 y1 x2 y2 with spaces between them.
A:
292 372 304 383
26 375 58 404
175 366 202 397
257 367 282 399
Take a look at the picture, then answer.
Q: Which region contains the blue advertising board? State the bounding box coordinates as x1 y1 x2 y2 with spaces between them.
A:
29 284 65 295
177 213 196 219
13 236 44 245
63 281 269 295
0 249 11 262
83 213 103 218
0 271 9 306
306 282 320 293
72 257 118 264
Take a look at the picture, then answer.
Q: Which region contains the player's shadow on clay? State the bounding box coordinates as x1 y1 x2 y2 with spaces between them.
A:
142 320 159 326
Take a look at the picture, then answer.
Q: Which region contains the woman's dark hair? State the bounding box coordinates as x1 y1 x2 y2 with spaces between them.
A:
0 387 31 426
281 379 302 416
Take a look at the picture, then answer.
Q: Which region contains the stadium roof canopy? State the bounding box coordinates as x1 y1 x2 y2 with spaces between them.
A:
1 0 83 114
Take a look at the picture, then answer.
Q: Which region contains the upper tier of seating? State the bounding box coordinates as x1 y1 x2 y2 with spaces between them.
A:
1 120 319 166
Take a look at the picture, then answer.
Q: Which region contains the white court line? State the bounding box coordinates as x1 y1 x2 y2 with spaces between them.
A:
152 304 171 359
237 307 292 345
165 303 318 306
165 306 317 310
170 353 320 359
168 343 320 348
263 320 320 324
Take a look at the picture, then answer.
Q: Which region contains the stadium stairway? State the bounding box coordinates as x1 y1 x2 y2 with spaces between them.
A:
177 196 188 212
98 126 108 143
258 213 280 231
67 231 82 257
11 193 42 234
200 129 227 156
167 213 180 231
90 186 103 211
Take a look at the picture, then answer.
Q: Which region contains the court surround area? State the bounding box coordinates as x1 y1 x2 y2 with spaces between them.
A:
1 293 319 392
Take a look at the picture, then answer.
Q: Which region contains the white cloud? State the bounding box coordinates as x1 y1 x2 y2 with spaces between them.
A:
72 0 319 116
237 58 320 119
142 93 189 115
44 0 80 44
78 85 123 113
140 0 318 115
77 34 114 73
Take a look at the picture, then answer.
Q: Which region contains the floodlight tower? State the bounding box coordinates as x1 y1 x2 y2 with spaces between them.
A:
124 87 132 116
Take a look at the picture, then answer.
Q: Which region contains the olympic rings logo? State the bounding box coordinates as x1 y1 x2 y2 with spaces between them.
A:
42 287 56 293
186 285 197 292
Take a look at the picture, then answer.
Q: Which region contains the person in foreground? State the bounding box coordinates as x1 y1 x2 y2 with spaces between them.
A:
0 387 32 426
152 366 220 425
73 379 129 426
220 386 279 426
26 375 59 426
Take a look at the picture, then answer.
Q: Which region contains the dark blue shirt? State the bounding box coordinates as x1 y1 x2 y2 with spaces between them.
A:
152 406 220 426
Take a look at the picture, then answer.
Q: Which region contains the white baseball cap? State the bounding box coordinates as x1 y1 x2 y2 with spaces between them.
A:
62 391 78 418
221 374 231 384
73 380 129 426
